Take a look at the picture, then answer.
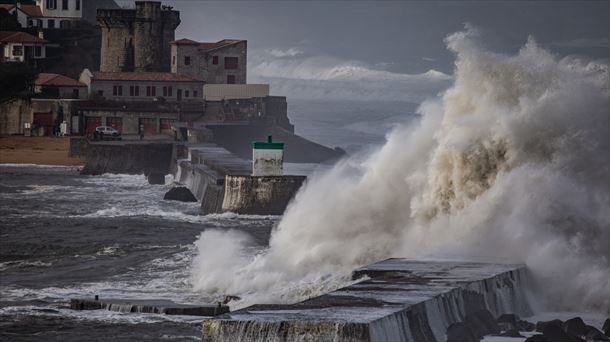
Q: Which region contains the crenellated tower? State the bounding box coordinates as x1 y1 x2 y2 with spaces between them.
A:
97 1 180 72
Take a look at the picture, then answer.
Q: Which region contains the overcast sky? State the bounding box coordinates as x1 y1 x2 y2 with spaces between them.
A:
117 0 609 100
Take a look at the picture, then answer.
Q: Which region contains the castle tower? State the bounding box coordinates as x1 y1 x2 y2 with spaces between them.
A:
97 8 135 72
97 1 180 72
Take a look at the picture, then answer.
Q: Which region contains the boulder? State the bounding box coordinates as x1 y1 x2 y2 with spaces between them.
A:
564 317 590 338
498 313 519 331
603 319 610 337
586 327 610 342
526 335 548 342
519 320 536 332
543 323 584 342
465 309 500 337
537 319 564 332
447 322 479 342
163 187 198 202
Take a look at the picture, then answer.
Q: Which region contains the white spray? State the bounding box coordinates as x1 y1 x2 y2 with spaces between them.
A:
191 27 610 312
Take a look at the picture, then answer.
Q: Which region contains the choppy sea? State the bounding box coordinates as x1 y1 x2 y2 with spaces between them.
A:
0 100 418 341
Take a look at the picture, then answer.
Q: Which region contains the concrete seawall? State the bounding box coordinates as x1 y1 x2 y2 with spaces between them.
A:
81 141 173 176
173 143 306 215
202 258 532 342
222 175 306 215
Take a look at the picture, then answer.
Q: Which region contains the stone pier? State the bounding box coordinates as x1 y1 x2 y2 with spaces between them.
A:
202 258 532 342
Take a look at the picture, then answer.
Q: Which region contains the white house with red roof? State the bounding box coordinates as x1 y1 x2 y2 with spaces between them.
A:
35 73 87 99
170 38 247 85
0 0 82 29
0 2 43 28
0 31 48 62
79 69 205 102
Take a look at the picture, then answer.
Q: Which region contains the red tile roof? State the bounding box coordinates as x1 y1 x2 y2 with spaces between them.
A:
18 4 42 17
92 72 203 82
36 73 86 87
0 31 47 44
0 4 43 17
171 38 243 51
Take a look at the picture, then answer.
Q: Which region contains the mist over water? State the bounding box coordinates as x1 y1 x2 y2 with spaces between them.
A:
191 28 610 312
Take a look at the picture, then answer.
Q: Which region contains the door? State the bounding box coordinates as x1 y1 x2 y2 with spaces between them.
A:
33 112 53 136
85 116 102 134
177 89 182 101
160 118 176 135
106 117 122 133
139 118 156 135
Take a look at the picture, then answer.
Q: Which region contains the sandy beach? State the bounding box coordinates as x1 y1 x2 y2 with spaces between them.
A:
0 136 84 166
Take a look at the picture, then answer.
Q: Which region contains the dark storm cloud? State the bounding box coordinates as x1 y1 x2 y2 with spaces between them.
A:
138 0 609 72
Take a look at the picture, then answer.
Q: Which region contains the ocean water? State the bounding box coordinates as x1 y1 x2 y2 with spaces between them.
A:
0 100 417 341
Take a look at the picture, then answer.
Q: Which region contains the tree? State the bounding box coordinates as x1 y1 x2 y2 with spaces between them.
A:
0 8 21 31
0 62 38 103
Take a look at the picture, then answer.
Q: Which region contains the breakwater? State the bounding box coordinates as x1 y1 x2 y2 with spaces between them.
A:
173 143 305 215
78 140 173 179
202 258 532 342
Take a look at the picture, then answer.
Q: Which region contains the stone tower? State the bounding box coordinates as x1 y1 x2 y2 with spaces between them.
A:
97 1 180 72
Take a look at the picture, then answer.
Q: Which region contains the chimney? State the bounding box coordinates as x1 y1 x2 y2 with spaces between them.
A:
38 31 44 40
16 2 21 8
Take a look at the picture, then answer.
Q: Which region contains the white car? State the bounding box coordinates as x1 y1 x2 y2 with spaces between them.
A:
94 126 121 140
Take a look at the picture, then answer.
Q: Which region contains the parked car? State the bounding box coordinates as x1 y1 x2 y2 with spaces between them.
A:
93 126 121 140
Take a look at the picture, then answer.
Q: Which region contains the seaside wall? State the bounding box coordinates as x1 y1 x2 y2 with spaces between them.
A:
174 159 226 214
222 175 306 215
0 99 29 135
202 259 532 342
81 142 173 176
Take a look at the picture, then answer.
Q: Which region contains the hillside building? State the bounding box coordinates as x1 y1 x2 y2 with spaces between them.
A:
171 38 246 84
79 69 204 102
0 0 82 29
0 31 48 62
35 73 87 99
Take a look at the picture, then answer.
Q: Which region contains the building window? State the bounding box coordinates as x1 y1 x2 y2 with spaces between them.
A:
28 20 33 27
224 57 238 70
227 75 236 84
146 86 151 96
75 0 80 10
48 19 55 28
97 90 104 97
113 85 123 96
172 55 175 65
62 0 68 10
184 56 190 65
34 46 42 57
193 90 198 98
151 86 156 96
37 19 42 27
162 86 167 97
72 89 79 98
212 56 218 65
12 45 23 56
129 85 140 96
46 0 57 9
168 86 173 97
185 90 189 97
